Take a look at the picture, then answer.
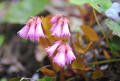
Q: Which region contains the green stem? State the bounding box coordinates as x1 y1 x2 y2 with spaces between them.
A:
93 8 105 38
87 58 120 66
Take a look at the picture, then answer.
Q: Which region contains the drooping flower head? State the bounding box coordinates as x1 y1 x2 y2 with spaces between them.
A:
50 14 71 38
45 40 61 56
17 16 45 41
51 14 63 24
45 40 76 67
65 44 76 64
51 18 63 37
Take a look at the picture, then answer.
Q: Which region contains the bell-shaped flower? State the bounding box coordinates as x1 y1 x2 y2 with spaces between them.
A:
53 52 66 67
61 18 71 37
50 14 71 38
65 44 76 64
51 19 63 37
46 41 76 67
45 41 61 56
17 17 45 41
17 25 29 39
51 14 62 24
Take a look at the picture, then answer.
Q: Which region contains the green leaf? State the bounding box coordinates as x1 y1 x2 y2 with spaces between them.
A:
37 77 55 81
69 0 88 5
5 0 49 24
69 0 112 13
87 58 120 65
0 35 5 46
108 36 120 56
108 42 119 56
88 0 112 13
106 19 120 37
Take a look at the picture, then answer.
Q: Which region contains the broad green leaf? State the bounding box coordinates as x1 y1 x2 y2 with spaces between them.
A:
37 77 55 81
69 0 88 5
88 0 112 13
109 45 119 56
0 35 5 46
5 0 49 24
106 19 120 37
69 0 112 13
108 36 120 56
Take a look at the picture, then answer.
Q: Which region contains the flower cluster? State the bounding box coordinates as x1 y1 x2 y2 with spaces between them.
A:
17 14 76 67
17 17 45 41
50 14 71 37
45 40 76 67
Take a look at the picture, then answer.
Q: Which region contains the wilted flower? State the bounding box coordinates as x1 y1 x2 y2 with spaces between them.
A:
17 17 45 41
45 40 76 67
50 14 71 37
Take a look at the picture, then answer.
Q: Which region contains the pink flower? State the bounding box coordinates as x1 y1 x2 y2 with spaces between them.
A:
35 18 45 40
17 17 45 41
50 14 71 38
17 25 29 39
61 18 71 37
53 52 66 67
52 19 63 37
45 41 61 56
51 14 62 24
65 44 76 64
27 22 36 41
50 23 57 32
46 41 76 67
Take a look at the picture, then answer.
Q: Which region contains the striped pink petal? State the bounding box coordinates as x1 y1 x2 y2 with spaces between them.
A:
51 14 62 24
17 25 29 39
65 44 76 64
61 18 71 37
66 50 76 64
27 23 36 41
53 52 66 67
52 19 63 37
50 23 57 32
45 41 61 56
35 18 45 40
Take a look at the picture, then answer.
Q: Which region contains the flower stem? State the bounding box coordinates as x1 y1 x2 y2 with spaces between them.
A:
92 8 105 38
60 68 64 81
